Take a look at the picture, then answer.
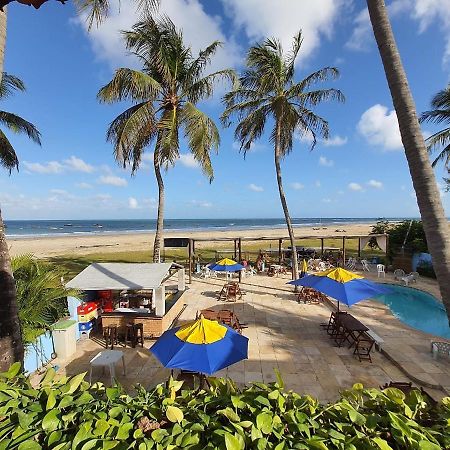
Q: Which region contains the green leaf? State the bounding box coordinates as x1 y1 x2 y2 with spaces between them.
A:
251 425 263 441
46 390 57 410
94 419 110 437
0 362 21 380
274 442 286 450
218 408 240 422
224 432 244 450
42 409 60 432
151 429 169 443
17 441 42 450
166 406 184 423
47 431 63 447
116 423 133 440
255 395 271 408
256 412 273 434
58 395 73 409
274 369 284 389
108 407 124 419
348 409 366 425
418 441 442 450
239 421 253 428
372 437 393 450
66 373 86 394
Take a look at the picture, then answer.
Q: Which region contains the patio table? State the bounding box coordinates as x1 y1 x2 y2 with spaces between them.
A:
400 274 415 286
334 314 368 348
89 350 126 385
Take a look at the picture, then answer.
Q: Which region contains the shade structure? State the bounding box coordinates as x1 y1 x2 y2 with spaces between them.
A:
288 267 391 308
210 258 244 272
150 317 248 375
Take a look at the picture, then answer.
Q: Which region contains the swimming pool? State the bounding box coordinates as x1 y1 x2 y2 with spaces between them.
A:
373 284 450 339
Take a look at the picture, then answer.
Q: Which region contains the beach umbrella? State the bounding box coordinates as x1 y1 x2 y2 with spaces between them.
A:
210 258 244 273
300 259 308 278
288 267 391 311
150 316 248 375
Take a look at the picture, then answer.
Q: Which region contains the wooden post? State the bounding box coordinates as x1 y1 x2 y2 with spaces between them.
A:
385 234 389 265
238 238 242 282
321 238 324 257
342 237 346 266
188 239 193 284
358 238 361 258
278 239 282 264
234 239 237 260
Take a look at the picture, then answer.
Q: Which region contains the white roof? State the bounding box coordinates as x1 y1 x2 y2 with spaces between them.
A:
66 263 173 290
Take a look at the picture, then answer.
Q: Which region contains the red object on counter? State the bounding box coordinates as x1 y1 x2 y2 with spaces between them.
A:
102 299 114 313
98 290 112 300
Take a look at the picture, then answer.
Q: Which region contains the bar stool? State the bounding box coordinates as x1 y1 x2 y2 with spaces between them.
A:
133 323 144 347
125 323 136 348
103 325 118 350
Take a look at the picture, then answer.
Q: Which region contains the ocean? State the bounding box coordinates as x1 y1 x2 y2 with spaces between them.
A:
3 218 401 238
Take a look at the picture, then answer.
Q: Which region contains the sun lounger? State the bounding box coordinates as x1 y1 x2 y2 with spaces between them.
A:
431 341 450 360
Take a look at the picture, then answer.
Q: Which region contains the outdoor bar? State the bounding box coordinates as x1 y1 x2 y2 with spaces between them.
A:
66 262 186 339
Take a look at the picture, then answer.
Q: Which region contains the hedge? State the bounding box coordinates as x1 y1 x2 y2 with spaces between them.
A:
0 363 449 450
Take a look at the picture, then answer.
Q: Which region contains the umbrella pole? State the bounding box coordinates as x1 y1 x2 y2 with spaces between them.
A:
337 301 340 312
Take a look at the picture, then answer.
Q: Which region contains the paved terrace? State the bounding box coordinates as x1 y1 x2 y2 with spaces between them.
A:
53 271 449 402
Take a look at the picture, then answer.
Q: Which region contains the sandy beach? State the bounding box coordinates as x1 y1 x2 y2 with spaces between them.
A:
7 223 375 258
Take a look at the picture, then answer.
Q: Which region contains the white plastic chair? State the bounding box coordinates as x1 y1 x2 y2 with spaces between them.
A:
377 264 385 278
318 261 326 271
361 260 370 272
410 271 419 283
393 269 405 280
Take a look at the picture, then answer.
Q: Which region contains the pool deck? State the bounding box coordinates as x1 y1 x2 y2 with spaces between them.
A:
50 270 449 402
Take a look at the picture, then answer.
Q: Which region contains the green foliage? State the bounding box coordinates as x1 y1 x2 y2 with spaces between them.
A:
12 255 78 345
370 220 428 258
0 367 448 450
368 219 391 250
416 261 436 279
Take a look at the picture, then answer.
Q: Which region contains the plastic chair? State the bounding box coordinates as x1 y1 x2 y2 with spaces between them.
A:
361 260 370 272
377 264 385 278
393 268 405 280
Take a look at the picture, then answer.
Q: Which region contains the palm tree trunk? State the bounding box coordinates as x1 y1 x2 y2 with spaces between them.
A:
367 0 450 324
0 9 22 371
274 121 299 283
153 151 164 263
0 207 24 371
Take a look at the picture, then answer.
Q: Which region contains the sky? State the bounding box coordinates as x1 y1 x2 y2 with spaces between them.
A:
1 0 450 220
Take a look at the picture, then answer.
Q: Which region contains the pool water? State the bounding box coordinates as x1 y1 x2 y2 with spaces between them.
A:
373 285 450 339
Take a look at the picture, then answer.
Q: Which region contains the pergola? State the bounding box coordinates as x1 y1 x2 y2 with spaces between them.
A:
168 233 389 283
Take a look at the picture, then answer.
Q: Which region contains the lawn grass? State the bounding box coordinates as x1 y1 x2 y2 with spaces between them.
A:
49 237 384 279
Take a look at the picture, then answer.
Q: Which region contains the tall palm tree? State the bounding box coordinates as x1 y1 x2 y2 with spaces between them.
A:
222 31 344 281
420 85 450 189
0 73 41 371
98 16 235 262
366 0 450 324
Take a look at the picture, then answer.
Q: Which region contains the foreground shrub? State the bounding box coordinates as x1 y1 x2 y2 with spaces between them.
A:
0 363 448 450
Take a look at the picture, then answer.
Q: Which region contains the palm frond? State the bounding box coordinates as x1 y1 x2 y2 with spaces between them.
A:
156 106 180 167
288 67 341 95
75 0 159 30
185 41 223 83
420 109 450 125
0 129 19 172
98 68 162 103
184 69 237 104
285 30 303 81
293 88 345 107
0 111 41 145
181 102 219 181
0 73 25 99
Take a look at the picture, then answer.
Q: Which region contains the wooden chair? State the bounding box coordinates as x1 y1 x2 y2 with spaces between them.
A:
103 325 118 350
353 337 375 362
198 309 218 321
226 282 242 302
133 323 144 347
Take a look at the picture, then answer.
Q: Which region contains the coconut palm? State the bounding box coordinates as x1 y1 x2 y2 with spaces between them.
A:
0 73 41 370
420 85 450 189
98 16 235 262
12 255 77 345
366 0 450 324
221 31 344 281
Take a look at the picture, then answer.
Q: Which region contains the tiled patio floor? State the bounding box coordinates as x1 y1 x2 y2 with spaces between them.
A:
54 271 449 402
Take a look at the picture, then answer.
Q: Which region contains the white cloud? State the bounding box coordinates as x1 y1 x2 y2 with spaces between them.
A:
319 156 334 167
348 182 363 191
290 182 304 190
357 104 403 151
128 197 138 209
315 180 321 188
248 183 264 192
178 154 199 169
322 135 348 147
64 156 95 173
345 8 371 51
75 0 241 72
50 189 68 195
222 0 347 62
322 198 332 203
76 182 93 189
367 179 383 189
98 175 128 187
23 161 64 174
232 141 266 152
190 200 212 208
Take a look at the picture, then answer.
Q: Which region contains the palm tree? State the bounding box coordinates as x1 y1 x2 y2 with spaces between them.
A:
420 85 450 189
221 31 344 281
98 16 235 262
366 0 450 324
0 73 41 371
12 254 77 346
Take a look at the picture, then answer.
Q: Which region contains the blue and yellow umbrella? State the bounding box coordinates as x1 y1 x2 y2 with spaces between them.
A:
150 317 248 375
288 267 391 310
210 258 244 273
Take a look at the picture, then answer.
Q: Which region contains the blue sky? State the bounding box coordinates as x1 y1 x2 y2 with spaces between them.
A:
1 0 449 220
